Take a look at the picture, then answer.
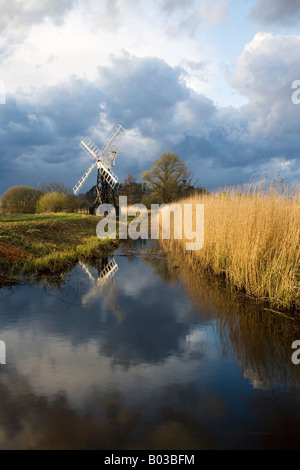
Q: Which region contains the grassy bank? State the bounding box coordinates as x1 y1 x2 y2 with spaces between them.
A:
160 185 300 313
0 213 118 283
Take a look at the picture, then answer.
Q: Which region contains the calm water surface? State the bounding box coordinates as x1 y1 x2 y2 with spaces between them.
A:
0 240 300 449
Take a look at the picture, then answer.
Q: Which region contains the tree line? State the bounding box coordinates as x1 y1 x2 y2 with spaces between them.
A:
91 152 208 207
0 152 208 214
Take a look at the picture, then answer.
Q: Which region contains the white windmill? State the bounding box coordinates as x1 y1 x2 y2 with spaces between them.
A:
80 257 124 322
73 124 126 214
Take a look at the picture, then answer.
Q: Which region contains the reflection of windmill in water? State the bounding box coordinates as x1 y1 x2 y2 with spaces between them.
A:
80 257 124 322
73 124 126 214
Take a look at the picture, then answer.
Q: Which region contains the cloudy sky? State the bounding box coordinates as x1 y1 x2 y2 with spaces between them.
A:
0 0 300 194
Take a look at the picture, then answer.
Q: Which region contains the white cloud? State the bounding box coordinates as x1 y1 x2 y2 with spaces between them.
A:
231 32 300 138
198 0 228 26
0 0 78 48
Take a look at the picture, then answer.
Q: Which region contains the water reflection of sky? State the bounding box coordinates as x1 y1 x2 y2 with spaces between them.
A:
0 256 221 402
0 251 300 449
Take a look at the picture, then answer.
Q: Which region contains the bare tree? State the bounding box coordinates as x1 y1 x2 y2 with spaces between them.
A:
142 152 192 203
1 186 43 214
39 181 70 194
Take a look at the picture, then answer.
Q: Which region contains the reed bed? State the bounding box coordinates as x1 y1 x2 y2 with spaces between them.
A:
160 184 300 312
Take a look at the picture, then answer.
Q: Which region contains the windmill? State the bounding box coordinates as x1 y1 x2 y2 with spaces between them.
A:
73 124 126 214
80 257 124 323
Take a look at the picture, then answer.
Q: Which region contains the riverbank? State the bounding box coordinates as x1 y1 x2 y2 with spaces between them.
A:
0 213 118 284
160 185 300 314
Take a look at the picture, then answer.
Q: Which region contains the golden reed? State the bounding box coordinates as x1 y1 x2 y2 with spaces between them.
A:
160 183 300 312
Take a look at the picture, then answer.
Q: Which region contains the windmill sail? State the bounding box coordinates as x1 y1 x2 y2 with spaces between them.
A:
98 257 119 281
79 137 102 160
98 162 118 188
79 124 125 165
73 161 97 195
99 124 126 160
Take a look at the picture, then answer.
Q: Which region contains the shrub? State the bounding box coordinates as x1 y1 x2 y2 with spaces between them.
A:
37 192 68 213
1 186 43 214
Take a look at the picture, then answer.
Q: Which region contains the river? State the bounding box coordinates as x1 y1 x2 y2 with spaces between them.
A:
0 239 300 449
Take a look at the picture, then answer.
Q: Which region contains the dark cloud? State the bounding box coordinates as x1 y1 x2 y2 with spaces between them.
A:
0 76 103 192
249 0 300 27
161 0 188 12
0 42 300 195
97 53 190 129
0 76 102 147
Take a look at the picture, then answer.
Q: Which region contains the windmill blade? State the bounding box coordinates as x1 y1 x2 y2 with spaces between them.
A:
79 136 102 160
98 257 119 282
79 261 96 283
80 125 125 164
73 161 97 195
99 124 126 161
98 161 119 188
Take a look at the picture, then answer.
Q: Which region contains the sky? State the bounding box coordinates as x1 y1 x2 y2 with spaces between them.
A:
0 0 300 194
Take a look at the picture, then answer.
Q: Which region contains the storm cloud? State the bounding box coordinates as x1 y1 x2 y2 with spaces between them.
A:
1 36 300 193
96 53 190 129
249 0 300 27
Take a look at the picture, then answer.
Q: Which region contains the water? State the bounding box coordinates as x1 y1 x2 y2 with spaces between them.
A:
0 240 300 449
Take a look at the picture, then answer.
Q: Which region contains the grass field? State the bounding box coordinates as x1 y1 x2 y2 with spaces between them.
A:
0 213 117 283
160 184 300 313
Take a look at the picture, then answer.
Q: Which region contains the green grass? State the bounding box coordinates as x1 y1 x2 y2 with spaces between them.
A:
0 213 118 280
0 212 84 222
76 236 112 257
21 251 78 275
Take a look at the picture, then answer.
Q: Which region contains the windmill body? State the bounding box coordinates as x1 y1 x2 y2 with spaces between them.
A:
73 124 125 214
